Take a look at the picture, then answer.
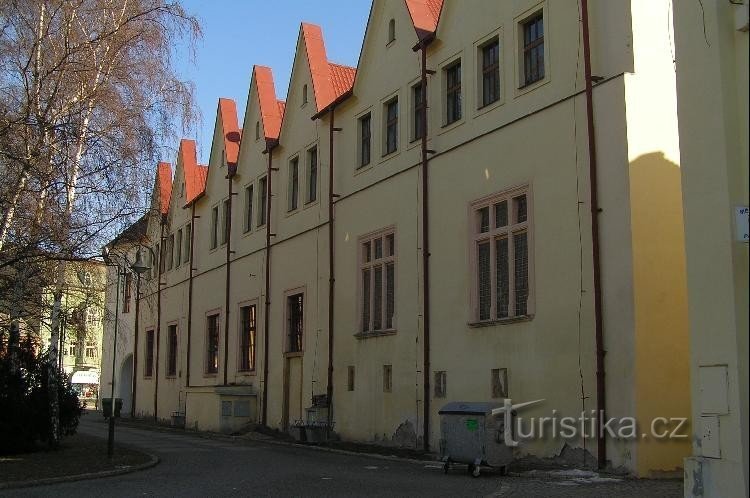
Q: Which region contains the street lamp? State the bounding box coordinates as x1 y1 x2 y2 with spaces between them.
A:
101 246 150 458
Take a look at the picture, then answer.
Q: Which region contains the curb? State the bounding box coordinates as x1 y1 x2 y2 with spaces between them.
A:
0 451 160 490
111 417 436 466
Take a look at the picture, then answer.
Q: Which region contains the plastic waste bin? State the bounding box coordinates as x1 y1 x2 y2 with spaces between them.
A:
438 401 513 477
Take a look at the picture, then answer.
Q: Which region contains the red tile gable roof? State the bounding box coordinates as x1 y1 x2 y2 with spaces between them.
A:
179 139 208 207
157 162 172 215
329 62 356 99
405 0 443 40
301 23 337 112
253 65 283 142
218 98 241 167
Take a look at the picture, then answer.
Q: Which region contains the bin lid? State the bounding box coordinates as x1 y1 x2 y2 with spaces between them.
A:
438 401 503 416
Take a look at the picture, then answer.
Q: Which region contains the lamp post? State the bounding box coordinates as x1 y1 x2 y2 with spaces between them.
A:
101 246 150 458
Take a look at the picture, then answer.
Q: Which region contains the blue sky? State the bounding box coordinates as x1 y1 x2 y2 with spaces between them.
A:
173 1 372 161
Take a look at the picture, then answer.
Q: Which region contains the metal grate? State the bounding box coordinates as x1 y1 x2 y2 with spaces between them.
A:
514 232 529 316
496 237 509 318
362 269 371 332
206 314 219 373
478 242 491 320
386 262 395 329
434 371 447 398
373 266 383 330
383 365 392 393
287 294 304 352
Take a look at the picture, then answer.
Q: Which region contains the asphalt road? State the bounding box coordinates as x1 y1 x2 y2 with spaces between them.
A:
2 416 683 497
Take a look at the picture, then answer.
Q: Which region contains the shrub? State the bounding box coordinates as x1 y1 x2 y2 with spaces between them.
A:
0 339 84 454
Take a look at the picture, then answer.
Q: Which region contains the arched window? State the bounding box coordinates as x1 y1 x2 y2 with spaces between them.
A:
255 121 260 140
302 84 308 105
388 19 396 43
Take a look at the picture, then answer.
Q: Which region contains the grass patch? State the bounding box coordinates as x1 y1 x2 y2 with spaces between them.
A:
0 432 151 486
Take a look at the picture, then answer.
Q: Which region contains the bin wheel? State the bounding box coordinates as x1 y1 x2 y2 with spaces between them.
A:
472 465 481 478
443 461 450 474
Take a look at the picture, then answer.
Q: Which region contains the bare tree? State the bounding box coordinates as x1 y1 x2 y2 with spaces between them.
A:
0 0 200 446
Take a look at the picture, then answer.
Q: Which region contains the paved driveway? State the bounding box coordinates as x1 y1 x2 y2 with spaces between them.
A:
2 417 683 497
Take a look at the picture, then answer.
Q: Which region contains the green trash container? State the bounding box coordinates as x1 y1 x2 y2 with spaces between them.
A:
102 398 123 418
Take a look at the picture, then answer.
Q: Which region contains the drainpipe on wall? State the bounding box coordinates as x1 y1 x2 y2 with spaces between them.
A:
131 271 141 417
154 218 166 423
580 0 607 469
261 141 277 427
186 204 197 388
223 173 234 385
326 106 337 434
417 39 433 453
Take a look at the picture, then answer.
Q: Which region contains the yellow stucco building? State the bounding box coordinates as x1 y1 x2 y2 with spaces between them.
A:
104 0 699 477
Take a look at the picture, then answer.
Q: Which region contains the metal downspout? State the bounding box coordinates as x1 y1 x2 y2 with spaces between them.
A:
131 272 140 416
419 42 432 452
186 204 196 388
261 143 275 426
223 175 234 385
581 0 607 469
154 218 165 422
326 107 336 434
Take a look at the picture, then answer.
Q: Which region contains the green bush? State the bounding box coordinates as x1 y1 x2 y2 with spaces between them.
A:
0 338 84 454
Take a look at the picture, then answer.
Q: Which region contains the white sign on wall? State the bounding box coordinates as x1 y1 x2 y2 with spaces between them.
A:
736 206 749 243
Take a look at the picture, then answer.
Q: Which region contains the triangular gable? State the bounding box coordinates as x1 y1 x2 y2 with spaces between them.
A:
405 0 443 41
301 23 336 112
218 98 242 168
179 139 208 207
255 66 283 142
157 162 173 215
312 1 440 118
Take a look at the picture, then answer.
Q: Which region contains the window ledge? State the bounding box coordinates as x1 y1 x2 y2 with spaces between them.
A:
284 351 304 358
468 315 534 328
236 370 256 376
355 329 397 340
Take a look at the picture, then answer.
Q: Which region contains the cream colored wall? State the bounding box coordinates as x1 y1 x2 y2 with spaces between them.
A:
118 0 698 477
622 0 691 477
672 0 749 496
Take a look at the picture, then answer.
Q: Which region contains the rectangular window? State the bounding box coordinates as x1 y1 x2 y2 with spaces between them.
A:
472 188 531 322
522 14 544 86
347 366 355 391
244 185 253 233
481 38 500 106
221 199 230 245
238 304 257 371
384 98 398 155
288 158 299 212
383 364 392 393
175 229 183 268
258 177 268 226
445 61 462 124
360 229 396 333
183 224 191 263
434 371 447 398
206 314 219 374
210 206 219 249
123 273 132 314
85 345 97 359
167 324 178 377
287 293 304 353
145 329 154 378
412 82 425 141
167 234 174 271
306 148 318 203
359 113 371 168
